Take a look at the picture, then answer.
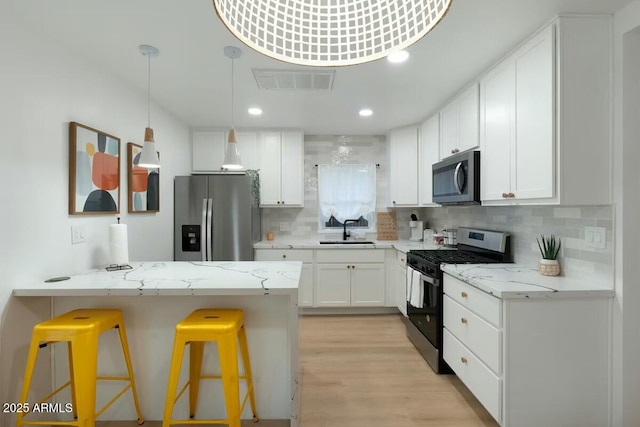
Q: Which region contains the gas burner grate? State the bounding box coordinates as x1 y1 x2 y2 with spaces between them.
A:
408 250 500 265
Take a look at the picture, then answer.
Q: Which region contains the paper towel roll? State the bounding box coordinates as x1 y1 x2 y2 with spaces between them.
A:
109 224 129 265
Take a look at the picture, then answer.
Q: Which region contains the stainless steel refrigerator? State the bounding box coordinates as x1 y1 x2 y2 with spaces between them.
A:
174 173 261 261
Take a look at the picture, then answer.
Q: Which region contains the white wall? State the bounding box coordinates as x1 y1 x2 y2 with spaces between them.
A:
0 13 191 411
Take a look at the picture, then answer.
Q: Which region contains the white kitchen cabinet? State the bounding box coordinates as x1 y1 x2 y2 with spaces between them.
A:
443 274 611 426
191 130 259 172
315 264 351 307
480 16 611 205
257 131 304 207
315 249 385 307
395 250 408 316
254 249 314 307
439 83 479 159
388 126 419 207
419 114 440 206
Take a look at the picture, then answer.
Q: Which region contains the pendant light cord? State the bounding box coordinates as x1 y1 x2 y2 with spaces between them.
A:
231 56 235 128
147 54 151 128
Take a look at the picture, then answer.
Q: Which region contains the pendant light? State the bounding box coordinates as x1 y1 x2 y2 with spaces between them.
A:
138 44 161 169
222 46 243 171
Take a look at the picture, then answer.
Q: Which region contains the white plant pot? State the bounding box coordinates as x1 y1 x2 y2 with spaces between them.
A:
538 259 560 276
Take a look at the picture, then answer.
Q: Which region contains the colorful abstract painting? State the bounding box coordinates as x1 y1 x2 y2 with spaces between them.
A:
69 122 120 215
127 142 159 213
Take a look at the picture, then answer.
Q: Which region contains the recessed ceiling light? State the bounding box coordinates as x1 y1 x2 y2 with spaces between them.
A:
248 107 263 116
387 50 410 64
359 109 373 117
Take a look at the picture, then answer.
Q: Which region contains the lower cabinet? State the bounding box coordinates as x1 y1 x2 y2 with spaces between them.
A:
255 248 388 308
395 251 408 316
443 273 611 427
315 263 385 307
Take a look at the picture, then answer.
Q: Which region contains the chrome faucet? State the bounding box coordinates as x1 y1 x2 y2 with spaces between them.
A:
343 219 360 241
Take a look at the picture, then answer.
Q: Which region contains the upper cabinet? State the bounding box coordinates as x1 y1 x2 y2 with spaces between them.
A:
388 126 419 207
419 114 440 206
480 16 612 205
440 83 480 159
257 131 304 207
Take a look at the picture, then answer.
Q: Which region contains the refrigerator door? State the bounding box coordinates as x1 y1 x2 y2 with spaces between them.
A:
208 174 254 261
174 176 209 261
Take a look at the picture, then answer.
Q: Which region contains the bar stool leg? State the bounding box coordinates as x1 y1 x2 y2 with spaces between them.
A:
238 325 259 422
16 331 43 427
163 334 187 427
188 341 205 418
70 333 99 427
67 342 78 420
116 322 145 424
218 333 241 427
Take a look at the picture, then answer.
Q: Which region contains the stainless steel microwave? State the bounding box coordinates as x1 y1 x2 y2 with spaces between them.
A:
432 151 480 205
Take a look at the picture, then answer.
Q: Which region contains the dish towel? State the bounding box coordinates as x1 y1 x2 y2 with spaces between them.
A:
406 266 414 302
409 270 424 308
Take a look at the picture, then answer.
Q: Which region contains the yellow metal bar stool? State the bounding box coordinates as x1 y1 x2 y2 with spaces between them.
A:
16 308 144 427
163 309 258 427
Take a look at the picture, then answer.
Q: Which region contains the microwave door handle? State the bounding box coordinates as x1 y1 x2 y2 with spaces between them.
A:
454 162 464 194
201 198 208 262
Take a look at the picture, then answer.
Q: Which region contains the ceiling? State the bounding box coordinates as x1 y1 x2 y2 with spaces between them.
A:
9 0 632 135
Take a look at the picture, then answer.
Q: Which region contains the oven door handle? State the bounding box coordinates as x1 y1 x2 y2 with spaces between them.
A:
420 274 439 287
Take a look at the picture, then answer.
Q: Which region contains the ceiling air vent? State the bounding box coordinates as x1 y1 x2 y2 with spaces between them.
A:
252 69 335 90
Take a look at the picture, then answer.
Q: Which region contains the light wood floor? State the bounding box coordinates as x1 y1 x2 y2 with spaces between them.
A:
298 314 499 427
96 314 498 427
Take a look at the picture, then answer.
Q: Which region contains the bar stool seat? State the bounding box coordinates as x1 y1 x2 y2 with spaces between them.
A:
163 308 258 427
16 308 144 427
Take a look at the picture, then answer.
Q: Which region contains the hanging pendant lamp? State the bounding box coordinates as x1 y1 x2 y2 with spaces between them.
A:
138 44 161 169
221 46 243 171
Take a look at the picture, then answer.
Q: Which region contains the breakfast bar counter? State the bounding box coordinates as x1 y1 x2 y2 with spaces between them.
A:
12 261 302 426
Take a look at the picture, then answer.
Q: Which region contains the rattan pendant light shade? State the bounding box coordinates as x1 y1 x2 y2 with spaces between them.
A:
213 0 452 67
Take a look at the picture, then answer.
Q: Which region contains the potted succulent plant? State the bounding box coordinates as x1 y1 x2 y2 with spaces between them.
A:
536 234 561 276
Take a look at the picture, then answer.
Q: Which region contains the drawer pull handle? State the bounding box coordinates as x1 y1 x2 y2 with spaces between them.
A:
461 356 468 364
282 255 286 259
461 318 468 324
400 258 404 262
461 291 468 298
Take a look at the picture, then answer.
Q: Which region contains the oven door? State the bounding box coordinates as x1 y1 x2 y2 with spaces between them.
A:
407 271 440 348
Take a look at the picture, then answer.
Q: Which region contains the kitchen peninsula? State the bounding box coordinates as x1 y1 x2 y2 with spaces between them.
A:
12 261 302 426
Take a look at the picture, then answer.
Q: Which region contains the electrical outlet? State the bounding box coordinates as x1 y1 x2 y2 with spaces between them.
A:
71 225 87 244
584 226 606 249
279 222 290 232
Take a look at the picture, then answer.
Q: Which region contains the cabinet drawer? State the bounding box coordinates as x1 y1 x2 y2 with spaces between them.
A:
316 249 385 263
396 250 407 267
254 249 313 262
444 296 501 375
444 274 501 327
444 329 501 423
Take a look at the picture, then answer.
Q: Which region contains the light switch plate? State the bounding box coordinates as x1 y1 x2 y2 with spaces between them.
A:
71 225 87 244
279 222 290 232
584 226 606 249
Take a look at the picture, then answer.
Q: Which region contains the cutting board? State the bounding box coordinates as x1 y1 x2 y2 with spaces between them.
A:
376 211 397 240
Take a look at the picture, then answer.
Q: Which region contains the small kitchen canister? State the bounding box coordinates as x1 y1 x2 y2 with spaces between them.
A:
266 231 274 241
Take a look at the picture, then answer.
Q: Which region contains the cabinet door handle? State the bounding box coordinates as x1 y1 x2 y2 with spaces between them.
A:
282 200 285 204
508 193 515 198
400 258 405 263
461 318 468 324
502 193 509 198
461 356 468 364
347 265 351 269
277 201 280 204
282 254 287 259
393 201 396 204
461 291 468 298
451 149 456 154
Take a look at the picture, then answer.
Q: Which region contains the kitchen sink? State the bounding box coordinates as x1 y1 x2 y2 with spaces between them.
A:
318 240 375 245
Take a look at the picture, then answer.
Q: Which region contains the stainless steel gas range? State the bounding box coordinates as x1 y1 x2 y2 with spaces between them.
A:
405 227 511 374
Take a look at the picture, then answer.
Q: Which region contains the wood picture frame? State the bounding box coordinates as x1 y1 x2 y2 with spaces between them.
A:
69 122 121 215
127 142 160 213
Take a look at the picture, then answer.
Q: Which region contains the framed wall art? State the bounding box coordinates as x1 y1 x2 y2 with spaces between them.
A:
127 142 159 213
69 122 121 215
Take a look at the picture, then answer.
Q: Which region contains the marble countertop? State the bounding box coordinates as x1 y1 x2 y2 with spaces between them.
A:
442 263 614 299
13 261 302 297
254 239 449 253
